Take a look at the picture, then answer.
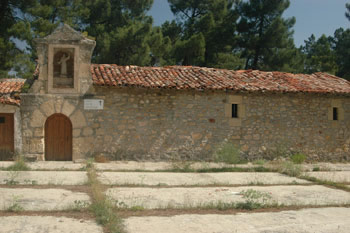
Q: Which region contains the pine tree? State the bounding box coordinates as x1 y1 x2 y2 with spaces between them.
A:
0 0 35 77
166 0 243 68
237 0 296 71
332 28 350 79
302 34 338 75
79 0 163 66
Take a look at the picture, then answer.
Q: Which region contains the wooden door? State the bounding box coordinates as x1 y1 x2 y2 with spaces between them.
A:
0 113 14 159
45 114 72 161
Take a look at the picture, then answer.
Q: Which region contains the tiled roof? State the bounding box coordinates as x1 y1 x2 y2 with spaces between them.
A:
91 64 350 95
0 96 21 106
0 79 25 106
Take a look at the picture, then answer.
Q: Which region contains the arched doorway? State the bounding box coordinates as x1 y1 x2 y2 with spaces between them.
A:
45 113 72 161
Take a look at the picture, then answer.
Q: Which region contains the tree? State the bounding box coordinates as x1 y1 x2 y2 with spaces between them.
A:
0 0 36 77
4 0 82 79
166 0 242 68
237 0 296 70
332 28 350 79
262 40 304 73
79 0 164 66
302 34 338 74
346 3 350 21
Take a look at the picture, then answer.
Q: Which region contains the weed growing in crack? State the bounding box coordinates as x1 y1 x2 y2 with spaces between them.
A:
7 195 24 212
70 200 90 212
4 170 20 185
5 156 30 171
87 163 125 233
279 161 303 177
236 189 274 210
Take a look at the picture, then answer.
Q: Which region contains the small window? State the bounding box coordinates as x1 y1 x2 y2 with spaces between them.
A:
0 117 4 124
333 107 338 121
232 104 238 118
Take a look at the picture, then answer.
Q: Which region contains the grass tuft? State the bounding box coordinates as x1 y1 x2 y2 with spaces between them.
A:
290 153 307 164
87 163 125 233
5 156 30 171
214 143 247 164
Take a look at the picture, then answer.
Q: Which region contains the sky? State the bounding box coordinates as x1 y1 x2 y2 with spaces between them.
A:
149 0 350 47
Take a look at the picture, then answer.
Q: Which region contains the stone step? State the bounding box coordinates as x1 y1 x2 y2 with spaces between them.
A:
98 172 309 186
0 188 90 211
107 185 350 209
125 207 350 233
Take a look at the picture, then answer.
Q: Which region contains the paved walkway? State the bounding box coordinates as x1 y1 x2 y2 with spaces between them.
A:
125 207 350 233
0 161 349 233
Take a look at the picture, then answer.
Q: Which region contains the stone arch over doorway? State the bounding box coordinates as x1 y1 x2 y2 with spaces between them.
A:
45 113 72 161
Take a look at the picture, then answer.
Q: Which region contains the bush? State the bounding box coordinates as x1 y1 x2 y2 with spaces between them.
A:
214 143 246 164
291 153 306 164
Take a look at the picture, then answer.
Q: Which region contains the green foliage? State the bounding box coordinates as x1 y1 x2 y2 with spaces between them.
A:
236 189 273 210
2 0 349 80
346 3 350 21
87 162 125 233
170 160 194 172
332 28 350 79
174 33 206 65
6 156 30 171
214 143 246 164
252 159 266 165
166 0 240 67
7 196 24 212
79 0 159 66
290 153 306 164
279 161 302 177
237 0 297 71
302 34 338 74
0 0 35 76
71 200 90 212
4 171 20 185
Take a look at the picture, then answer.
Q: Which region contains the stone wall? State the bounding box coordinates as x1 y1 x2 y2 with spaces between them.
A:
20 86 350 161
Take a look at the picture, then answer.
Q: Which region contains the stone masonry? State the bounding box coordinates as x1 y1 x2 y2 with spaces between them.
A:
21 86 350 161
19 25 350 162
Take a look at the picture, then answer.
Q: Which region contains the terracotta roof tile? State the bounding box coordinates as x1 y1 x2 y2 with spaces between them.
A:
91 64 350 95
0 79 25 106
0 96 21 106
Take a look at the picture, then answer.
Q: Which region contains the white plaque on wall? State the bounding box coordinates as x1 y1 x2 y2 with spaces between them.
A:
84 99 104 110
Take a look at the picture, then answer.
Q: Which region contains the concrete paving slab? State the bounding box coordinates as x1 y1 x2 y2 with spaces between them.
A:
0 171 88 185
0 161 13 168
0 216 103 233
302 163 350 171
95 161 173 171
0 161 86 170
99 172 308 186
95 161 265 171
0 188 90 211
28 162 86 170
306 171 350 183
125 207 350 233
107 185 350 209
